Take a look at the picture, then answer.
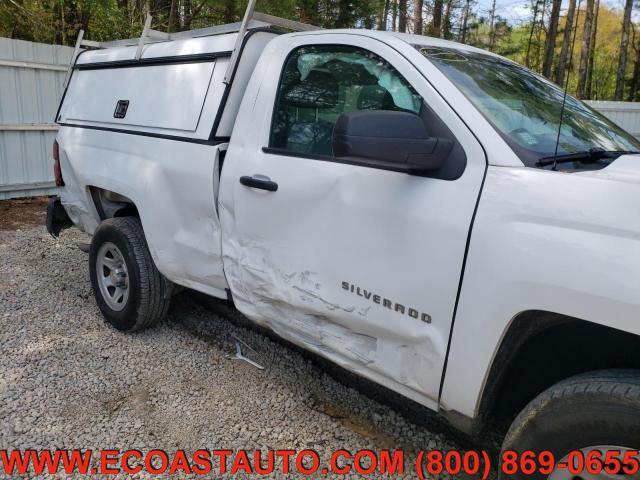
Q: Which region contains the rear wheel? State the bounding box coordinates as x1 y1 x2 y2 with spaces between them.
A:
500 370 640 480
89 217 170 331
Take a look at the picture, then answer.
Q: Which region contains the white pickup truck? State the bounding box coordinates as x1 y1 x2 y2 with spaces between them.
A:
46 8 640 474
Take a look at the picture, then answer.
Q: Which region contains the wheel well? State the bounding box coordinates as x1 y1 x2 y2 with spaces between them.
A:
478 311 640 435
113 203 139 218
89 187 139 220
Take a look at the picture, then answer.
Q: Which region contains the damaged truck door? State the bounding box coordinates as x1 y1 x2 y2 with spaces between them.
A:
218 35 487 409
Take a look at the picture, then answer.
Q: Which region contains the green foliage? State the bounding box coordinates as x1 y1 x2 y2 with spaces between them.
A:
0 0 385 41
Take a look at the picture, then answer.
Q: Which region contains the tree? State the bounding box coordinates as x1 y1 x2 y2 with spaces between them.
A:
525 0 541 67
629 25 640 100
430 0 444 36
336 0 353 27
443 0 455 38
222 0 236 24
459 0 471 42
542 0 561 78
392 0 398 30
413 0 423 34
398 0 407 31
577 0 595 98
488 0 497 50
614 0 634 99
377 0 390 29
585 0 600 97
534 0 549 69
555 0 577 85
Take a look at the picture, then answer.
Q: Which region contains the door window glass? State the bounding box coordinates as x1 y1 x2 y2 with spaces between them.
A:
270 45 423 156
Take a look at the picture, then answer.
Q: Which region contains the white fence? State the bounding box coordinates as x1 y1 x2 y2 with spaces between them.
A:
0 38 73 200
585 100 640 139
0 37 640 200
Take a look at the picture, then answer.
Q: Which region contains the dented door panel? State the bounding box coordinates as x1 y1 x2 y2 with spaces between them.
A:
219 33 486 408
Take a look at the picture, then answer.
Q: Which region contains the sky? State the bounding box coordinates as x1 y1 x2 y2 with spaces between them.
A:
473 0 632 25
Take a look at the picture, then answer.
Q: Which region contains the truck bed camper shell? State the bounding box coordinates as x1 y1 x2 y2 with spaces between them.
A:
57 5 319 142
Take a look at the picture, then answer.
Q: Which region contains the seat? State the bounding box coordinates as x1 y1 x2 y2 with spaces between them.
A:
284 70 339 155
357 84 396 111
285 122 334 155
284 70 339 108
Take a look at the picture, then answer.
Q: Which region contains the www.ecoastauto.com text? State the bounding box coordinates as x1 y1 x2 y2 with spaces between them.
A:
2 448 639 477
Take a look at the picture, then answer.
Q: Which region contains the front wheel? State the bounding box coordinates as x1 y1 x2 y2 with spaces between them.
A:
89 217 170 331
500 370 640 480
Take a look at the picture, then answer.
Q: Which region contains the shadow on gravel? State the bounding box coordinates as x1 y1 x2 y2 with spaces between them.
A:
173 292 501 479
184 291 499 454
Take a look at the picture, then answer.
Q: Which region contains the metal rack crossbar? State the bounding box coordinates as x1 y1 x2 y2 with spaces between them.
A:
63 1 320 88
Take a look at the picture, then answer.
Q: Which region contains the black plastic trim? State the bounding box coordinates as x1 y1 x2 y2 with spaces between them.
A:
262 147 434 175
240 175 278 191
89 187 107 221
75 51 231 70
46 197 73 238
437 162 487 401
209 27 282 141
58 123 223 145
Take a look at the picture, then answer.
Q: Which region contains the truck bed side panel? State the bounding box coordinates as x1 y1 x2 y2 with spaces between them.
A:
56 127 228 298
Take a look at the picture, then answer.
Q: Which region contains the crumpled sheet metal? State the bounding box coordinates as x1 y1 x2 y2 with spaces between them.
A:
221 234 442 409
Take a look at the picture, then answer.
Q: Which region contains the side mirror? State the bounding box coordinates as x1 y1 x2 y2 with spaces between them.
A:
332 110 453 175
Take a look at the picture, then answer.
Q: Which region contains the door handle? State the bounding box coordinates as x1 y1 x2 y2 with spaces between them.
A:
239 175 278 192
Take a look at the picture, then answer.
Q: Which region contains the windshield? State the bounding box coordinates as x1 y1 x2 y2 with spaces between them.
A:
417 46 640 169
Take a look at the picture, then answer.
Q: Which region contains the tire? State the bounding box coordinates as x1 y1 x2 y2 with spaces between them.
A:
500 369 640 479
89 217 170 331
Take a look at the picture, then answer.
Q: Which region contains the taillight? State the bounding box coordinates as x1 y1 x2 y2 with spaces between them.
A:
53 140 64 186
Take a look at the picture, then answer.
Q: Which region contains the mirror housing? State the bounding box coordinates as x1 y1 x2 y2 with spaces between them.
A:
332 110 453 175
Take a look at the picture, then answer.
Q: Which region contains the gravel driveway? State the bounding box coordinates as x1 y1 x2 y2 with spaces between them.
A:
0 219 472 478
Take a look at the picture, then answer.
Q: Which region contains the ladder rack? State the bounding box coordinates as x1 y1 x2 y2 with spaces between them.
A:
63 1 320 88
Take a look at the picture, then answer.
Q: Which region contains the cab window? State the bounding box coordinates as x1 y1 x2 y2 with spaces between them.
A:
270 45 423 156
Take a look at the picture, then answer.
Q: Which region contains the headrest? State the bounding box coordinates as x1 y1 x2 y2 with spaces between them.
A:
323 60 378 86
284 70 339 108
357 85 396 110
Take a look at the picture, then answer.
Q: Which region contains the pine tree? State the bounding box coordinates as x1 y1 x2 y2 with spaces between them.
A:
488 0 497 50
459 0 470 43
413 0 423 34
585 0 599 98
398 0 407 31
614 0 634 99
555 0 577 85
430 0 443 36
577 0 595 98
542 0 561 78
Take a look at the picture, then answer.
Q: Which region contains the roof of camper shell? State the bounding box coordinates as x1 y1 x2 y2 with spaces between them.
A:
74 28 498 67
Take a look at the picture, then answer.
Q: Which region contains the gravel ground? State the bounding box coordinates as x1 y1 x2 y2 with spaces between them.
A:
0 218 481 479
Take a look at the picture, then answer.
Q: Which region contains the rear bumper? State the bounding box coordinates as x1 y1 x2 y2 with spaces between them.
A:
46 197 73 237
